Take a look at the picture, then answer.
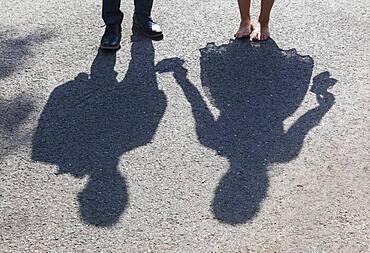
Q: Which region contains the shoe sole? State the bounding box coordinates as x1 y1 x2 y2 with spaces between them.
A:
99 44 121 51
132 26 164 41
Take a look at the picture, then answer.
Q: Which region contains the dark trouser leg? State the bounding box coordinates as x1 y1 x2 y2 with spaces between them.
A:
134 0 153 18
132 0 162 39
102 0 124 25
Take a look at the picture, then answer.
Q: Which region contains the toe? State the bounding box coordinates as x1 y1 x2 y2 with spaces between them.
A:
256 32 262 41
235 31 242 38
250 31 258 41
263 33 270 41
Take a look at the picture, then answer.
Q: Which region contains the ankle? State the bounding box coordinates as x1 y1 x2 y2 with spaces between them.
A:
258 19 269 28
240 19 252 25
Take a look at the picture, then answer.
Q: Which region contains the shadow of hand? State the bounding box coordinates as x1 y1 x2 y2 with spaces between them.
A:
156 57 187 75
311 71 337 109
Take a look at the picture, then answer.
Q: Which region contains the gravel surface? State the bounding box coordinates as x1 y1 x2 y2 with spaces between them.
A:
1 0 369 252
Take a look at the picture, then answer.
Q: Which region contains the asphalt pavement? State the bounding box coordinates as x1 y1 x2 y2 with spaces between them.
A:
1 0 369 252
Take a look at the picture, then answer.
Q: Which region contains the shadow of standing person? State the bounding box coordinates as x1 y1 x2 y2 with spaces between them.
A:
32 40 166 227
157 39 336 225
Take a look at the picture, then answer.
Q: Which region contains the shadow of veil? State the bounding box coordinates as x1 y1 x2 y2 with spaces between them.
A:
157 39 336 224
32 40 166 227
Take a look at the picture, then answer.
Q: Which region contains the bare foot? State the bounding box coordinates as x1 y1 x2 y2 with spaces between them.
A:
250 22 270 41
234 21 253 39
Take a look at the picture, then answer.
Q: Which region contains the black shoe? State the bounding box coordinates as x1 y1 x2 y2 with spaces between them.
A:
132 15 163 40
100 25 122 50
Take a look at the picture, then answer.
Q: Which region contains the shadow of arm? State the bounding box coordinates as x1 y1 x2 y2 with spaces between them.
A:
274 103 333 163
157 58 216 148
272 72 336 163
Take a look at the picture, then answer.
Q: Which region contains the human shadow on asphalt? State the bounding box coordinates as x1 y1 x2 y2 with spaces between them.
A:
32 40 167 227
157 39 336 224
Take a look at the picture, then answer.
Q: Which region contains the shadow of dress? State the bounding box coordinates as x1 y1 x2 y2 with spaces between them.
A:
157 39 335 224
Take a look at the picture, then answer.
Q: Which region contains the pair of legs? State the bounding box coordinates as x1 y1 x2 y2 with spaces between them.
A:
235 0 275 41
102 0 153 26
100 0 162 50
